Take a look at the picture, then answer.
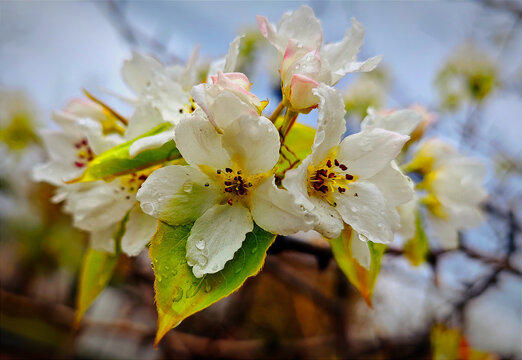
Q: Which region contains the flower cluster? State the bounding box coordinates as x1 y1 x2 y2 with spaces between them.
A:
33 5 487 336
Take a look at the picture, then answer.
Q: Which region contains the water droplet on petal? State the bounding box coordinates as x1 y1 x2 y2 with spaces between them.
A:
186 281 200 298
183 183 193 193
195 240 205 250
141 202 155 214
204 281 212 293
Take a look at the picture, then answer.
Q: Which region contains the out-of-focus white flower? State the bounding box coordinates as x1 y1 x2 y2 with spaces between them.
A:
0 89 39 152
34 104 157 256
283 84 414 268
257 5 380 112
404 139 487 249
137 95 314 278
343 77 387 120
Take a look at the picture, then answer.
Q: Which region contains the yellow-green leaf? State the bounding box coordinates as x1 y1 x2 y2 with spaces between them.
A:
330 226 386 306
74 248 118 326
70 123 180 183
275 121 316 173
404 210 429 266
150 222 276 345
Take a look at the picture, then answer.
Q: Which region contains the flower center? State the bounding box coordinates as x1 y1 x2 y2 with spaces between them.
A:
74 137 94 168
212 166 265 206
308 158 357 204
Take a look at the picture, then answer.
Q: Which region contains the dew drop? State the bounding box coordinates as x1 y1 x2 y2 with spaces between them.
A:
204 281 213 293
195 240 206 250
171 268 178 276
183 183 193 193
172 287 183 303
141 202 155 214
186 281 201 298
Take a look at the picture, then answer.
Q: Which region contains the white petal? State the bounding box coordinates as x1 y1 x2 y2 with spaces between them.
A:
128 129 175 158
207 35 243 80
361 109 422 136
174 113 232 169
221 114 280 174
175 46 199 91
277 6 323 51
310 196 343 239
398 197 417 240
125 103 164 140
368 162 414 207
121 52 163 94
334 180 399 244
33 162 82 186
65 181 135 232
90 225 118 253
311 84 346 165
121 205 158 256
136 165 218 225
77 118 123 155
338 128 409 179
350 230 371 270
143 74 189 125
320 18 380 83
251 177 315 235
428 214 458 249
186 203 253 278
283 157 316 211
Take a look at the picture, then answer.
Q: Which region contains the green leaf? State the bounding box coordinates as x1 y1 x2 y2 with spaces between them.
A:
403 210 429 266
275 121 316 173
330 226 386 306
70 123 180 183
150 221 276 345
74 212 129 325
74 248 118 326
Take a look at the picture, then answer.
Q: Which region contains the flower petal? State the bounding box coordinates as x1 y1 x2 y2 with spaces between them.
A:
368 162 414 207
142 74 189 125
428 214 458 250
137 165 218 226
320 18 380 83
121 205 158 256
310 196 344 239
311 84 346 165
221 114 280 174
207 35 243 80
350 230 371 270
186 203 253 278
64 181 135 232
251 177 315 235
283 157 315 211
277 6 323 51
121 52 163 95
125 103 164 140
288 74 319 111
334 180 399 244
90 225 118 253
174 113 232 169
362 108 422 136
338 128 409 179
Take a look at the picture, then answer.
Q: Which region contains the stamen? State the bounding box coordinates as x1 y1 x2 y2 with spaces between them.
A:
328 173 335 178
334 159 340 166
338 187 346 193
339 164 347 171
227 199 233 205
326 160 332 167
225 168 233 173
345 174 353 180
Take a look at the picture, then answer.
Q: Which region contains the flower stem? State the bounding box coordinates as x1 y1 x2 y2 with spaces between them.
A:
269 101 285 123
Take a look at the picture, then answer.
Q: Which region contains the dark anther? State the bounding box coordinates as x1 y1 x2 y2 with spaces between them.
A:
345 174 353 180
318 169 328 177
138 175 147 180
227 199 233 205
326 159 332 167
217 170 222 174
334 159 340 166
74 161 84 168
354 193 358 197
339 164 347 171
129 187 134 191
179 109 183 113
328 173 335 178
224 181 232 186
225 187 233 193
319 185 328 193
338 187 346 193
248 183 253 187
204 183 209 187
237 170 242 174
225 168 233 173
126 195 130 199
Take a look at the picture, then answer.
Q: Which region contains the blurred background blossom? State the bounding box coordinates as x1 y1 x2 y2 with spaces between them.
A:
0 1 521 359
